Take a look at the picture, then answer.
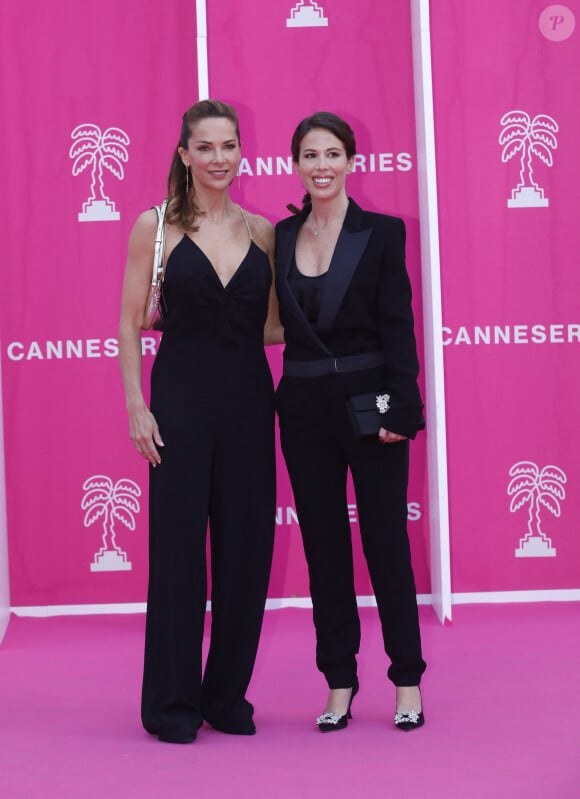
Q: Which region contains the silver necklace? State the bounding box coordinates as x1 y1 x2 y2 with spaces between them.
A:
206 210 223 225
310 219 331 237
310 211 347 237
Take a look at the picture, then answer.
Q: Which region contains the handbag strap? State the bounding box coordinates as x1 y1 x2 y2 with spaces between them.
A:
150 199 169 288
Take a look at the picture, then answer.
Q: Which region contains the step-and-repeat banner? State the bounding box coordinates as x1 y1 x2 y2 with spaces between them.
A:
1 0 577 608
203 0 429 600
432 2 580 593
1 0 428 607
0 0 199 606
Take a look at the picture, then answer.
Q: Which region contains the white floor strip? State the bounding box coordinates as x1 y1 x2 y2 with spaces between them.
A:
11 590 579 618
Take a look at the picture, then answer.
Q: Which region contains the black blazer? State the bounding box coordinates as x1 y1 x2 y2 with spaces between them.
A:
275 199 425 439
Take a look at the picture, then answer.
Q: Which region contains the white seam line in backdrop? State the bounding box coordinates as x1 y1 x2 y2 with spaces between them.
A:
411 0 452 622
11 591 580 617
197 0 209 99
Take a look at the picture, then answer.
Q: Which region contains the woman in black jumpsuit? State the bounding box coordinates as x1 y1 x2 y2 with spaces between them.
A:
119 101 281 743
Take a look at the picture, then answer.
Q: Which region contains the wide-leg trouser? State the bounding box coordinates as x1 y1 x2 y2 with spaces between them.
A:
141 399 275 738
277 374 426 689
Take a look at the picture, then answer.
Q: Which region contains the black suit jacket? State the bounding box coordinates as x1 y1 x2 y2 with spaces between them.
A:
275 199 425 439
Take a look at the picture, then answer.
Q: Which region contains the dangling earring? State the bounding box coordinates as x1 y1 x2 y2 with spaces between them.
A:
185 165 190 194
237 170 241 192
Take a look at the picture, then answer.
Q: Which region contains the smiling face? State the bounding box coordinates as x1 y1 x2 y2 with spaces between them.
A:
179 116 241 191
296 127 354 202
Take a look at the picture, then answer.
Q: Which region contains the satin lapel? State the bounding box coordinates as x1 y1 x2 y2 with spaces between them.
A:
276 225 332 356
317 226 372 331
276 226 296 281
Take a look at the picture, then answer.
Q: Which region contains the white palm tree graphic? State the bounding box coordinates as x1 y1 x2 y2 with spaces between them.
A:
70 124 130 220
507 461 566 556
499 111 558 205
82 475 141 571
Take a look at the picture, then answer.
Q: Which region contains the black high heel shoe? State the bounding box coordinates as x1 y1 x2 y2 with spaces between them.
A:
394 709 424 731
316 680 359 733
394 687 424 731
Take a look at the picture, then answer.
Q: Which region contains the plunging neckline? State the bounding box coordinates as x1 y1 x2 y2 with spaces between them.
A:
180 235 255 290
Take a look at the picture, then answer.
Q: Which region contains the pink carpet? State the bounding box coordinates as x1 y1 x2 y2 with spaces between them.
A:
0 604 579 799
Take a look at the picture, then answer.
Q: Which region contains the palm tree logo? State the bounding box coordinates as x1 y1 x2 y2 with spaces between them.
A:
287 1 329 27
507 461 566 557
499 110 558 208
82 475 141 571
70 124 130 222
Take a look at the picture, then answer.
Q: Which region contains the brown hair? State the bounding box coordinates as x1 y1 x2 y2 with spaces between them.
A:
166 99 241 231
288 111 356 212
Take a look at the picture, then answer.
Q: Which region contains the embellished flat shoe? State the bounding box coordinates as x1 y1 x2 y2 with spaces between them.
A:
316 680 359 733
394 709 425 731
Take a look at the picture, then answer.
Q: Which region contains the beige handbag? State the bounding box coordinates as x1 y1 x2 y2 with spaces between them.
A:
141 199 169 330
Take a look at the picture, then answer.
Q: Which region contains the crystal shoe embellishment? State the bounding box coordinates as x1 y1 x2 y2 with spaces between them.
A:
316 712 344 726
395 710 420 724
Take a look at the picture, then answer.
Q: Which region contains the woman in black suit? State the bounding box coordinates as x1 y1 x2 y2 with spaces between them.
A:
275 112 426 732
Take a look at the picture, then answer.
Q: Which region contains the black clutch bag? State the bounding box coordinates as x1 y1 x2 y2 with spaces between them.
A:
346 392 391 439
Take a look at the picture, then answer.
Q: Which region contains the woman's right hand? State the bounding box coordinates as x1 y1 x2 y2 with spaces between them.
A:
129 404 164 465
119 209 165 466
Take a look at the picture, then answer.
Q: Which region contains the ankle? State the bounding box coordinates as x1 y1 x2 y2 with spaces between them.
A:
396 685 422 713
324 687 353 716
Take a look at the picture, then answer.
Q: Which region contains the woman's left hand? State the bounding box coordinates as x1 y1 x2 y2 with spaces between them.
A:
378 427 407 444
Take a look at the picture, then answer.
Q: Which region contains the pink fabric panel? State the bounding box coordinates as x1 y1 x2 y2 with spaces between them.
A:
0 0 198 605
431 2 580 591
206 0 430 597
1 0 428 608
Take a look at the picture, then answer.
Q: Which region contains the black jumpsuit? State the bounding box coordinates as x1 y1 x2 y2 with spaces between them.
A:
141 220 276 740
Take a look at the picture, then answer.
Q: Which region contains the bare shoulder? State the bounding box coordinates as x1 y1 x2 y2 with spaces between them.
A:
132 208 159 238
124 209 159 269
128 208 159 253
244 210 274 234
242 209 275 252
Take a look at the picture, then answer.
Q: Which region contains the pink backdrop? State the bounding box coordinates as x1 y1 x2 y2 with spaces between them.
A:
205 0 429 600
1 1 577 609
0 0 199 606
0 0 429 608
